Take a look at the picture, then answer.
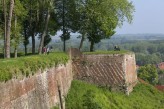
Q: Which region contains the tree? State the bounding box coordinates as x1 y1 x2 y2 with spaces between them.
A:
11 0 27 58
54 0 75 52
38 8 50 54
71 0 134 51
38 0 55 54
2 0 7 58
138 64 158 85
5 0 14 58
22 0 40 54
23 20 30 55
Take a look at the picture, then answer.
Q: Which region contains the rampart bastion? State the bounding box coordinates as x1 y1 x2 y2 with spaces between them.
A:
71 48 138 94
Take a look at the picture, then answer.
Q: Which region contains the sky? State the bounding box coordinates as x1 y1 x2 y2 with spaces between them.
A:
116 0 164 34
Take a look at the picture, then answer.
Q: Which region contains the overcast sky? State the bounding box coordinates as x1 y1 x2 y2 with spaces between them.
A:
116 0 164 34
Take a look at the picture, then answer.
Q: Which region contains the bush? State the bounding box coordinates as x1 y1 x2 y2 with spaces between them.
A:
138 64 158 85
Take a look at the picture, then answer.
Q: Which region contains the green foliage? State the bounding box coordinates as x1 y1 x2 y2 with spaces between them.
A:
138 64 158 85
66 80 164 109
0 52 69 82
67 0 134 51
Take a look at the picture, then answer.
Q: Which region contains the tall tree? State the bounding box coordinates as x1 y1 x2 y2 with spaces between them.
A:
29 0 37 54
2 0 7 58
22 0 39 54
38 9 50 54
70 0 134 51
11 0 27 58
38 0 54 54
55 0 77 52
5 0 14 58
23 20 30 55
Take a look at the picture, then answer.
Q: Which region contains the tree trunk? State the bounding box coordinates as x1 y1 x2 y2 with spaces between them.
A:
90 40 94 52
23 24 28 55
25 45 27 55
5 0 14 58
14 47 17 58
14 14 18 58
79 34 85 51
62 0 66 52
3 0 7 58
38 9 50 54
32 33 35 54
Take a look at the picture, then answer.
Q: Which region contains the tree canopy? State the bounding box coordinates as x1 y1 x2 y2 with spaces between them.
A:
0 0 134 58
70 0 134 51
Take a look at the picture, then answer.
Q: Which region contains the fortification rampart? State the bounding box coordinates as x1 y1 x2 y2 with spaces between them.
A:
0 62 72 109
0 48 138 109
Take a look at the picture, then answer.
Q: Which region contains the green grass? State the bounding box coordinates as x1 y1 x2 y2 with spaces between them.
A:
66 80 164 109
0 52 69 82
84 50 132 55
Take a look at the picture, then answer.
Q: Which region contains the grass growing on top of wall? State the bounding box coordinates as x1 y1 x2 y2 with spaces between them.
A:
66 80 164 109
84 50 131 55
0 52 69 82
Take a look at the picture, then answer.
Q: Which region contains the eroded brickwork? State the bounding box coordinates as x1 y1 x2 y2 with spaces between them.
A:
0 62 72 109
72 49 138 94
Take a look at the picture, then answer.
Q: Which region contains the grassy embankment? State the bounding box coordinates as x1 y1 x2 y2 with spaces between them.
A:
66 80 164 109
84 50 132 55
0 52 69 82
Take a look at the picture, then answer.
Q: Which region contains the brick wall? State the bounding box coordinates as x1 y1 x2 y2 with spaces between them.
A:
0 62 72 109
72 49 137 94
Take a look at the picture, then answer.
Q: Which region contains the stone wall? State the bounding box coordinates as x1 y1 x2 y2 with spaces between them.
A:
0 62 72 109
72 49 137 94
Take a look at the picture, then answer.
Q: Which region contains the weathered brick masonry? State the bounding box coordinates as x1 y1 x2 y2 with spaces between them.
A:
0 49 137 109
0 62 72 109
72 49 137 94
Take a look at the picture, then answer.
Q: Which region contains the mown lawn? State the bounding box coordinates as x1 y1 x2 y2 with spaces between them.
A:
66 80 164 109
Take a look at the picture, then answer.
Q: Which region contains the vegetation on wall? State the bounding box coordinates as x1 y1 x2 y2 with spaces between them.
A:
66 80 164 109
84 50 130 55
0 52 69 82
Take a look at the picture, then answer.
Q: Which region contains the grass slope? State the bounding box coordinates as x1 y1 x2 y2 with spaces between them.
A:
0 52 69 82
66 80 164 109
